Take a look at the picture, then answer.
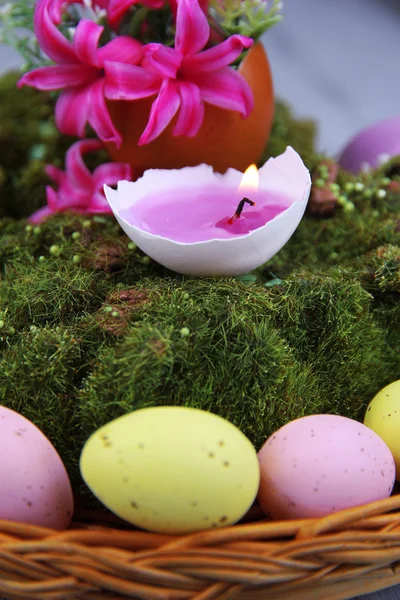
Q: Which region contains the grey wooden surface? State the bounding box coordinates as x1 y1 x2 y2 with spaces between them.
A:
1 1 400 598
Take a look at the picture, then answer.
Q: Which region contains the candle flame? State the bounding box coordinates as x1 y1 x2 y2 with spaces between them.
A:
238 164 259 193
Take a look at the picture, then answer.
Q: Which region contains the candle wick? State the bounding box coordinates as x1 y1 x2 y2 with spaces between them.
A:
228 197 256 224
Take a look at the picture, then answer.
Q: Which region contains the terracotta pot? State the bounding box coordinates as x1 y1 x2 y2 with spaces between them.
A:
106 42 274 174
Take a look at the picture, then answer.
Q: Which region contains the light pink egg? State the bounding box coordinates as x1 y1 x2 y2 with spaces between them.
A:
0 406 73 529
257 414 395 520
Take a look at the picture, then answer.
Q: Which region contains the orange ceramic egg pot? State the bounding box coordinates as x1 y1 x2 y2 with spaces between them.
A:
106 42 274 175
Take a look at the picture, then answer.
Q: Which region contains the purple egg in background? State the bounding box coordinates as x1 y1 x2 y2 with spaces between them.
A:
338 115 400 174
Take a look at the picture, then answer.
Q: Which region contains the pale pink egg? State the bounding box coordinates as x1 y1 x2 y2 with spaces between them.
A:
0 406 73 529
257 414 395 520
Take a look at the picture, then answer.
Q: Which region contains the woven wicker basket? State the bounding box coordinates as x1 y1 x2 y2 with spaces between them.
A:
2 495 400 600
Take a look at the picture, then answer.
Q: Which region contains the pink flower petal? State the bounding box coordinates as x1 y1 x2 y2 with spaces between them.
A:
45 165 67 187
46 186 60 211
107 0 137 26
66 139 103 189
169 0 208 19
28 204 56 224
57 187 90 209
175 0 209 56
48 0 76 23
97 36 143 67
73 19 103 67
47 184 90 213
139 79 181 145
142 44 182 79
92 162 132 190
173 81 204 137
34 0 77 64
168 0 178 16
182 35 254 73
104 61 161 100
17 64 97 91
190 66 254 117
55 86 91 137
87 191 114 213
87 80 122 147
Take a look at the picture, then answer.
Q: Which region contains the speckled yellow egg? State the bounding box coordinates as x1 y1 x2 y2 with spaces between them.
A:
80 407 260 534
364 380 400 479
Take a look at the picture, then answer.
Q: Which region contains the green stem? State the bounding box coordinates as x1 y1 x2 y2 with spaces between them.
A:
128 6 149 39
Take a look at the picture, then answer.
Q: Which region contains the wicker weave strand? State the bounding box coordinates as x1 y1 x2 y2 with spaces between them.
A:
1 495 400 600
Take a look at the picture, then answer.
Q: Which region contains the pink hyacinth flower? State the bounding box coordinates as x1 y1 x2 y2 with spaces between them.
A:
49 0 165 28
104 0 254 145
29 139 132 224
168 0 209 19
18 0 142 146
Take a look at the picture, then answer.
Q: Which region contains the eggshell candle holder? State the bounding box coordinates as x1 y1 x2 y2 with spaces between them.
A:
338 115 400 173
104 146 311 277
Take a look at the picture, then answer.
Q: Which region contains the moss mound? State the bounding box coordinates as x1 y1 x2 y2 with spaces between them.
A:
0 72 399 496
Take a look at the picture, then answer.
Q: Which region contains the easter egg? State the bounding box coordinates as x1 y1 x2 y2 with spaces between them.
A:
80 407 260 534
0 406 74 529
338 115 400 173
257 414 395 520
105 42 274 175
364 380 400 479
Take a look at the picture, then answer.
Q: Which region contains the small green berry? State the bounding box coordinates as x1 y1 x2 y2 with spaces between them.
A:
381 177 391 186
183 293 190 300
344 182 355 193
71 231 81 241
38 255 45 263
337 195 347 206
111 310 119 317
93 215 108 224
104 306 113 312
127 242 136 250
363 189 373 198
314 178 325 188
49 244 61 256
344 202 355 213
25 224 33 233
329 182 340 193
33 226 41 235
354 182 364 192
372 210 380 218
72 254 81 264
180 327 190 338
376 189 387 199
142 256 150 264
0 321 4 329
82 219 92 228
330 251 339 259
319 165 329 177
8 327 16 336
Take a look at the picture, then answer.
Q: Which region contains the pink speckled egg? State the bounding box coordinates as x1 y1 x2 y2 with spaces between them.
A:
0 406 73 529
257 414 395 520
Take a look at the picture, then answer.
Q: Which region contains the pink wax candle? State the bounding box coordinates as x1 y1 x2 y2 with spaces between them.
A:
120 186 289 243
104 147 312 277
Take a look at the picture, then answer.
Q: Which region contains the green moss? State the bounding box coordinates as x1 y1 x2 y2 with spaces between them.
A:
0 69 399 500
261 100 319 168
0 325 103 485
